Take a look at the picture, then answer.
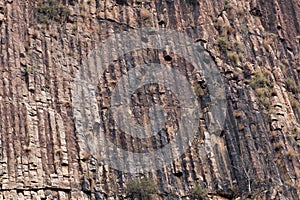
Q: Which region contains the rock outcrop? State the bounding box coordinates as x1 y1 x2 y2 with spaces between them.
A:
0 0 299 199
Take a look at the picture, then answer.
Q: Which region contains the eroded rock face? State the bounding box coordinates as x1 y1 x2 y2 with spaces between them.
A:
0 0 299 199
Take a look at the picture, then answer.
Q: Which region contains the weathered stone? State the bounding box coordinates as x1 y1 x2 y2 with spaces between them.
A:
0 0 299 199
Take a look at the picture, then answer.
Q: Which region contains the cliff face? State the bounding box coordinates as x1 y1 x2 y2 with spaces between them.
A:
0 0 299 199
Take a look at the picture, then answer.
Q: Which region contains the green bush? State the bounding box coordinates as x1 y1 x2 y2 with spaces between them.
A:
126 179 157 200
286 77 297 93
224 0 233 10
35 0 70 24
190 184 207 199
290 96 300 113
250 72 272 109
250 72 271 89
227 51 240 65
216 37 230 52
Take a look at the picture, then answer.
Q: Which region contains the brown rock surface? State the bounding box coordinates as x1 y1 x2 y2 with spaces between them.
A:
0 0 299 199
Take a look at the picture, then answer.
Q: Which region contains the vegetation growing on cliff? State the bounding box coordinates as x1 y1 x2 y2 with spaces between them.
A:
126 179 157 200
35 0 70 24
250 71 273 109
216 37 230 52
190 184 207 199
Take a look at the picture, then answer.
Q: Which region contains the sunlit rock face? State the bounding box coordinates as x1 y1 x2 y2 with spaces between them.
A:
0 0 299 199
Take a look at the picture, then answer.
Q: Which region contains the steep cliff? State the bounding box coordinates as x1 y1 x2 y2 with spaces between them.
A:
0 0 299 199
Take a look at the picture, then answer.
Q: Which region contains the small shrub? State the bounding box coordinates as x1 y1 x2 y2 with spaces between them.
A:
260 96 271 109
190 184 207 199
287 149 297 160
264 33 278 51
255 87 269 97
72 23 78 31
254 87 271 109
279 62 288 75
249 72 273 109
126 179 157 200
227 51 240 65
194 85 205 97
240 24 248 35
291 97 300 112
26 66 35 74
250 72 272 89
61 7 70 19
144 19 153 27
216 37 230 52
224 0 233 10
285 78 297 93
35 0 70 24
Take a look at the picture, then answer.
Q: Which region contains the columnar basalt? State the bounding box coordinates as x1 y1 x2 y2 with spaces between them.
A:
0 0 299 199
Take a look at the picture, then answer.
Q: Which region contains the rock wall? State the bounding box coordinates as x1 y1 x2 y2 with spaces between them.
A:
0 0 299 199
